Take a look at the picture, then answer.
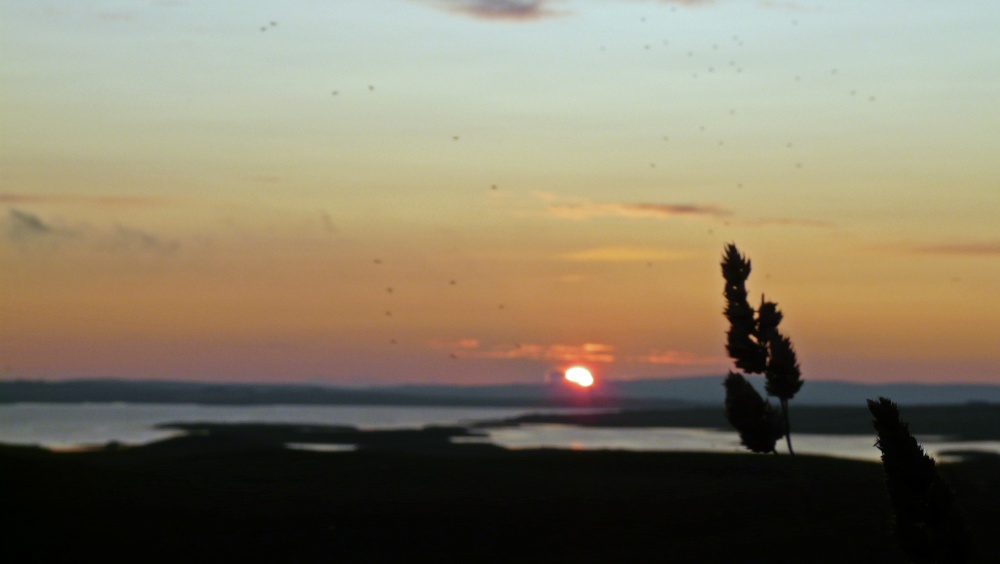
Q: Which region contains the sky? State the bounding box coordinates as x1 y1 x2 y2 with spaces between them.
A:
2 0 998 386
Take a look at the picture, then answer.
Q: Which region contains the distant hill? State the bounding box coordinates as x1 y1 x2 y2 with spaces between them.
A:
597 376 1000 406
1 376 998 407
0 379 673 408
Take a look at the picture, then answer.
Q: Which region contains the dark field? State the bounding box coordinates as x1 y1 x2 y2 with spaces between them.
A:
3 435 999 563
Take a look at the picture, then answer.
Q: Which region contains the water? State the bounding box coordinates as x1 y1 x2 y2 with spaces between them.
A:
0 403 592 449
474 425 1000 462
2 403 997 462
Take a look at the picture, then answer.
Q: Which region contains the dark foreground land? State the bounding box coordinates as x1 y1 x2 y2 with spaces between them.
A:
3 431 999 563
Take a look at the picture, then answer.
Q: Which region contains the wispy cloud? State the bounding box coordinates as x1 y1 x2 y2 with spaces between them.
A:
432 340 722 366
100 225 180 254
433 339 617 363
631 0 812 9
429 338 483 350
5 208 58 241
0 193 166 207
558 246 688 262
738 217 834 228
649 0 717 6
425 0 768 23
526 194 830 230
319 211 340 235
536 193 731 221
618 202 732 218
3 208 179 255
756 1 822 12
422 0 564 21
630 349 724 366
903 241 1000 257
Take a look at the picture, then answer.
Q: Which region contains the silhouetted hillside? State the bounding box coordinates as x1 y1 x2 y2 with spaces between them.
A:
0 379 677 408
4 445 999 562
2 377 998 407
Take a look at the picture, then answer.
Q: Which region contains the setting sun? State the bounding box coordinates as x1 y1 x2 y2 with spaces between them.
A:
564 366 595 388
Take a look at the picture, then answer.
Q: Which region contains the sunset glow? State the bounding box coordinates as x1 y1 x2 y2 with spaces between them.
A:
1 1 998 386
565 367 595 388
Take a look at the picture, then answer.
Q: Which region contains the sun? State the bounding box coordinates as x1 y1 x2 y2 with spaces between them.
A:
564 366 595 388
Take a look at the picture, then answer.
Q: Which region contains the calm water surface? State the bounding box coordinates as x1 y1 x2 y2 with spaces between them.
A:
2 404 997 462
476 425 1000 462
0 403 594 448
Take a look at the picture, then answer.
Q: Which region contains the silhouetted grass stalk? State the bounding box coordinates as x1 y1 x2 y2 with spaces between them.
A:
721 244 803 456
868 397 969 563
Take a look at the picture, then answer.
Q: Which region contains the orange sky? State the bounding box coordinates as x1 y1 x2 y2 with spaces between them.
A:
2 1 998 385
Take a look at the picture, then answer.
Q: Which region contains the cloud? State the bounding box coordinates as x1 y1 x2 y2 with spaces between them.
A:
528 194 828 230
100 225 180 255
756 1 822 12
429 338 482 350
422 0 564 21
634 0 812 8
429 0 737 23
437 340 617 363
319 211 340 235
0 193 166 207
3 208 179 255
649 0 717 5
500 342 616 363
617 202 732 218
5 208 57 241
738 217 834 228
3 208 86 253
537 194 731 221
630 349 724 366
905 241 1000 257
416 0 814 23
558 246 688 262
434 338 721 368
